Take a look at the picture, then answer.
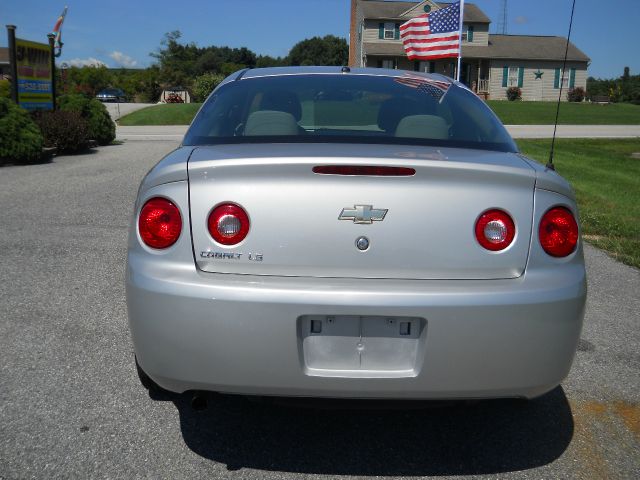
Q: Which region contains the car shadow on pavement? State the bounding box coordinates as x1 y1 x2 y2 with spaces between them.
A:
167 386 574 476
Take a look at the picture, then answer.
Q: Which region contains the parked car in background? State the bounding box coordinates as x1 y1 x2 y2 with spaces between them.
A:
127 66 586 403
96 87 126 102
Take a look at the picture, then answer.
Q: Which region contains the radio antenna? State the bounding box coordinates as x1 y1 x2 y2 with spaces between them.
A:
547 0 577 171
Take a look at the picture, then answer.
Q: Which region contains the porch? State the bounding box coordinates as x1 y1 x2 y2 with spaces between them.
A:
364 55 491 98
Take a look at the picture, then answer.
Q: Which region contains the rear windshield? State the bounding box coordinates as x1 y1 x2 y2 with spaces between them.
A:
184 73 517 153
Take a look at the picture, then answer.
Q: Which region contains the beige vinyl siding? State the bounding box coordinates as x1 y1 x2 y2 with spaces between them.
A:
363 19 402 44
464 23 489 46
488 60 588 101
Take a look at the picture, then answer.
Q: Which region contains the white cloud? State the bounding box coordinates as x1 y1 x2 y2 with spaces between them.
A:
515 16 529 24
67 57 107 67
109 51 138 68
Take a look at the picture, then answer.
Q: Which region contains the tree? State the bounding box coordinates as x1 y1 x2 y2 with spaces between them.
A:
192 72 225 102
256 55 285 68
151 31 200 87
63 65 113 96
287 35 348 67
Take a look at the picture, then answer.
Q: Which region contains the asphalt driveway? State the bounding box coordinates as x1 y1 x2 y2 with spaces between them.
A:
0 141 638 479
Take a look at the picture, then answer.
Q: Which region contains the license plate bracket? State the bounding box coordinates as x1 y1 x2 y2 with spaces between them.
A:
298 315 426 378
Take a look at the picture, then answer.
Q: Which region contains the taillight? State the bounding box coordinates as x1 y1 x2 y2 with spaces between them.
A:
539 207 578 257
475 209 516 251
138 197 182 249
208 203 250 245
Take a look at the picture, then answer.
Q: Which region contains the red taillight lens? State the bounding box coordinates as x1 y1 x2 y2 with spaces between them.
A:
539 207 578 257
208 203 250 245
475 209 516 251
138 197 182 249
312 165 416 176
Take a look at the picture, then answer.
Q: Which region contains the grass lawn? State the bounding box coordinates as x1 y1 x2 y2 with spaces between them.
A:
518 138 640 269
488 101 640 125
118 103 202 126
119 100 640 126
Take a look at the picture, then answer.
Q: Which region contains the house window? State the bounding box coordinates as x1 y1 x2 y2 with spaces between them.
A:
384 22 395 39
417 61 435 73
382 59 395 69
462 25 474 43
508 66 519 87
561 71 569 88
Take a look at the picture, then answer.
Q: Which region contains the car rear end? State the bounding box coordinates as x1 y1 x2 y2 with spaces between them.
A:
126 67 586 399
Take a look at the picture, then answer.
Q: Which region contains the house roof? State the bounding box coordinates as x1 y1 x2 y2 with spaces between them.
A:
0 47 10 65
363 35 590 62
463 35 591 62
361 1 491 23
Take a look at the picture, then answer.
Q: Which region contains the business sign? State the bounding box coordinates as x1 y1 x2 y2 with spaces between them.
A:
15 38 53 110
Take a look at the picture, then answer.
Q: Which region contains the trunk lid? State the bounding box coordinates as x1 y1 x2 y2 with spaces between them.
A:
188 143 535 280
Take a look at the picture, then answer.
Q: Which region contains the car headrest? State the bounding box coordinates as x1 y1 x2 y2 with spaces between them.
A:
395 115 449 140
244 111 300 136
259 91 302 121
377 97 422 133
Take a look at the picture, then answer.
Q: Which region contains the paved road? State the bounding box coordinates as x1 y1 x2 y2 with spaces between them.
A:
1 141 638 479
116 124 640 141
104 102 155 122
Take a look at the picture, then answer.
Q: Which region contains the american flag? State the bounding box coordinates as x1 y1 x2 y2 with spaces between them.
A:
400 1 462 61
394 74 451 102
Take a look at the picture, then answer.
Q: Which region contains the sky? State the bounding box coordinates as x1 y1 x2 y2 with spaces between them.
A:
1 0 638 79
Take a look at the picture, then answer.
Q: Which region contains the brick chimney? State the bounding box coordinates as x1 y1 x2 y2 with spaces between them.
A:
348 0 358 67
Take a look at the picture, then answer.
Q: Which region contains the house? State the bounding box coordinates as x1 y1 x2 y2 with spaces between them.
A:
348 0 590 101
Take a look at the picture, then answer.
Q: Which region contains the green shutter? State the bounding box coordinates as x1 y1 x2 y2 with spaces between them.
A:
518 66 524 88
502 66 508 87
554 68 560 89
430 61 435 73
569 68 576 88
414 61 420 71
395 23 400 40
377 59 383 68
379 23 384 39
468 25 474 42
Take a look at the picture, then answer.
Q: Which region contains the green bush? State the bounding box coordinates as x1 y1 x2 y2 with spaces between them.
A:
0 79 10 99
32 110 89 153
192 72 225 102
58 94 115 145
506 86 522 101
0 98 44 165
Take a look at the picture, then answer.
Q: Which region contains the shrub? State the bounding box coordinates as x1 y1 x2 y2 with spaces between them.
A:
0 79 10 99
192 72 225 102
32 110 89 153
0 98 44 165
57 94 116 145
506 86 522 101
567 87 585 102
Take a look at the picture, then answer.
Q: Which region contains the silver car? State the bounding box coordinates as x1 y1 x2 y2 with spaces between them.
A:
126 66 586 401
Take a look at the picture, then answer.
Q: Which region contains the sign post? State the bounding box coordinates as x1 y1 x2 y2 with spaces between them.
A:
6 25 19 103
47 33 57 109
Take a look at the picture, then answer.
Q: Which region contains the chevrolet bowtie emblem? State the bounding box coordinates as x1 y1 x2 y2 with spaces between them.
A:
338 205 388 224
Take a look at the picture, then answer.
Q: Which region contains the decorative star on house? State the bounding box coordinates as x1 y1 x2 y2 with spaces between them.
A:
534 70 544 79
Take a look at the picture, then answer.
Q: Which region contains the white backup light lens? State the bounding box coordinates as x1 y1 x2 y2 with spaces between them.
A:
484 220 507 243
217 214 241 237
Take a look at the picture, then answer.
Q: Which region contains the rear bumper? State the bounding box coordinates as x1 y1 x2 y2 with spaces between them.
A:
126 253 586 400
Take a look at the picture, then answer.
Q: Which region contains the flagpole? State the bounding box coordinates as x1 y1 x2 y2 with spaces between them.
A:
456 0 465 82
